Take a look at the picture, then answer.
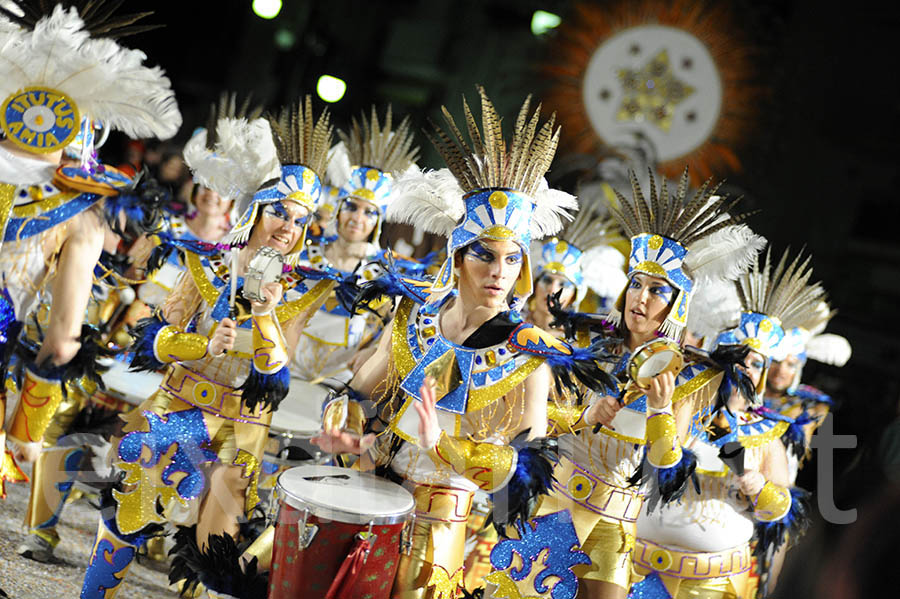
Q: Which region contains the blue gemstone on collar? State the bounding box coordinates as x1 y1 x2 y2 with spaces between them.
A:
498 348 506 355
423 318 432 325
427 338 434 345
475 356 482 364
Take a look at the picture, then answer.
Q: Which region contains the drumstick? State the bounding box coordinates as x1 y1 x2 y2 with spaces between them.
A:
229 251 238 319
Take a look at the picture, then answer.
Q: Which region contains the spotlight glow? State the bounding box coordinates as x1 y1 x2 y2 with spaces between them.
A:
252 0 282 20
531 10 561 36
316 75 347 103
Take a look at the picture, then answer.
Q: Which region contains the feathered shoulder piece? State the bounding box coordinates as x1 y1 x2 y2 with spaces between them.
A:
183 92 277 202
737 248 825 331
0 1 180 140
339 105 420 175
267 95 333 178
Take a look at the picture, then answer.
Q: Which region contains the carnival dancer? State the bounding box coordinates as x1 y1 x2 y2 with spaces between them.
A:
486 169 765 599
311 87 616 599
629 248 819 599
525 207 625 336
764 299 850 482
0 1 179 493
79 97 337 599
293 105 420 385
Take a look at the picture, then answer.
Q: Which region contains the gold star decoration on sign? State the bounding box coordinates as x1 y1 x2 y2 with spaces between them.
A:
616 49 695 132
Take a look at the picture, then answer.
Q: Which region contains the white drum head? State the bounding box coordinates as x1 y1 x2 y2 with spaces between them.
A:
270 381 330 437
277 465 414 525
637 350 677 380
101 360 163 406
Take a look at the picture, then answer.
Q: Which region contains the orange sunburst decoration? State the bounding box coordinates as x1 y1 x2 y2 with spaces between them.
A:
543 0 762 182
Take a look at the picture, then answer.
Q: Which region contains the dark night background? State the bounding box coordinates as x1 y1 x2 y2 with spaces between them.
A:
108 1 899 596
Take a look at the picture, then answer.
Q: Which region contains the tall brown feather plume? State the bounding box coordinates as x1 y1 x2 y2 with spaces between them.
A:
428 86 560 197
610 168 752 248
267 96 333 177
339 105 420 175
737 247 825 329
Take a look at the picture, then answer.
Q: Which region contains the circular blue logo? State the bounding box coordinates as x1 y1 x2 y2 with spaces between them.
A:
1 87 80 153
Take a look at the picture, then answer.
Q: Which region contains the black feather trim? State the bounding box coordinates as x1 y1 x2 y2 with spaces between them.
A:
488 432 558 537
238 365 290 413
628 447 700 514
709 345 756 411
169 523 269 599
103 168 170 243
547 290 614 339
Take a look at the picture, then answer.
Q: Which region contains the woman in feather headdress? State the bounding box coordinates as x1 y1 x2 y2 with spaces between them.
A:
0 1 179 499
79 96 341 599
486 169 765 599
291 105 421 385
310 87 616 599
630 248 820 599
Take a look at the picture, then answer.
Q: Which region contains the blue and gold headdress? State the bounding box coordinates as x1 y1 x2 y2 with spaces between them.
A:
336 105 419 241
389 87 575 310
533 208 622 305
607 169 762 340
227 96 333 265
715 248 825 397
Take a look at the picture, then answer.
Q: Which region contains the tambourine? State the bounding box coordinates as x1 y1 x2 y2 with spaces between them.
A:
627 339 684 389
242 246 284 303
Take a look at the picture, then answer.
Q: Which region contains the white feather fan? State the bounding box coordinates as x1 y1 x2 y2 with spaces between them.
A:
326 141 352 188
386 168 464 237
580 246 628 300
0 5 180 140
683 225 766 285
185 117 280 203
806 333 852 367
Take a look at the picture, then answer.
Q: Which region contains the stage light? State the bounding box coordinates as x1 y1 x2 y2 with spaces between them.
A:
252 0 282 20
531 10 561 36
274 28 295 49
317 75 346 103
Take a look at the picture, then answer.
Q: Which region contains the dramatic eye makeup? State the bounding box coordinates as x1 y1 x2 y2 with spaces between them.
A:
342 199 379 220
627 276 674 303
265 201 308 228
465 241 496 262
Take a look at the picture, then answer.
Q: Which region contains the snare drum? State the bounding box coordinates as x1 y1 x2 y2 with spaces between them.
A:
269 465 415 599
627 339 684 389
243 246 284 303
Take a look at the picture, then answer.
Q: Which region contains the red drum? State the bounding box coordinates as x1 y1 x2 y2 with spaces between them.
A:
269 465 415 599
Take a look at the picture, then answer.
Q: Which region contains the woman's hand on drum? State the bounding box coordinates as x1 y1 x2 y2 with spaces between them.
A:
646 370 676 409
737 469 766 496
251 281 283 315
311 427 375 455
585 395 622 429
209 318 237 357
414 376 441 450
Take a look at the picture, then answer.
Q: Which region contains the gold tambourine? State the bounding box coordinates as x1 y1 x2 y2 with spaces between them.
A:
627 338 684 389
243 246 285 303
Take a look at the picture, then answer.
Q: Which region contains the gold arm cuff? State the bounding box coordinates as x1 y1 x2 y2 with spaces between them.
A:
646 410 682 468
429 431 516 492
153 325 208 364
251 312 289 374
547 402 590 436
8 369 64 444
753 481 791 522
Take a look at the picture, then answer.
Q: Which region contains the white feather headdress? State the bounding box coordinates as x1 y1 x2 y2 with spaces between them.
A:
0 3 180 140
